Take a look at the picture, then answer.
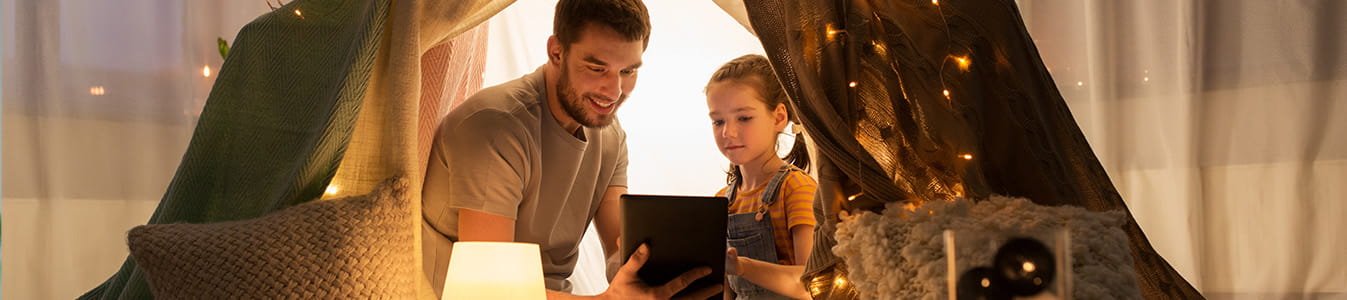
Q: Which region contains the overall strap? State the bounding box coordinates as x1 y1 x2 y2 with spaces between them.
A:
727 165 800 208
758 165 797 207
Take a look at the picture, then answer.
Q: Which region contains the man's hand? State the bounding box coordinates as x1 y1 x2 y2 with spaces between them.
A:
600 244 722 300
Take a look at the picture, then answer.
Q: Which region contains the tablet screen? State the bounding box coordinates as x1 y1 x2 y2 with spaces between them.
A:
619 194 727 299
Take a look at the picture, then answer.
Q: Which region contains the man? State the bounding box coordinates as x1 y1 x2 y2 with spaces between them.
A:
422 0 719 299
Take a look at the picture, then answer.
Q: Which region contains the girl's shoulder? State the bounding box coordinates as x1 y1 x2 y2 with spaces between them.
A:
781 169 818 189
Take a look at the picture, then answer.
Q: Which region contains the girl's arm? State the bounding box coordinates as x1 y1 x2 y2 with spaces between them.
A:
790 225 815 265
733 255 811 299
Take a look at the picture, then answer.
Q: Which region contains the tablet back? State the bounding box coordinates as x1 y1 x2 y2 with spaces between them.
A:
620 194 727 299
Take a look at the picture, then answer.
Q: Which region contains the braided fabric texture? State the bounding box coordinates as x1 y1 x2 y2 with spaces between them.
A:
127 176 415 299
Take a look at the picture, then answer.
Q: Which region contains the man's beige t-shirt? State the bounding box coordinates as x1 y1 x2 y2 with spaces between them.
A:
422 67 628 293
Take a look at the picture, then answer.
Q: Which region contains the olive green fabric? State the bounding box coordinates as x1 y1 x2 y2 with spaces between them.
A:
78 0 389 298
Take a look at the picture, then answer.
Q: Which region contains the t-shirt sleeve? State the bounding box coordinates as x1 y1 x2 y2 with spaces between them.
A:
781 171 819 229
607 128 629 187
441 109 531 219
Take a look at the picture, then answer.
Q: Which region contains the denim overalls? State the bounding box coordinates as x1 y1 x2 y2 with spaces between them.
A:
726 165 797 299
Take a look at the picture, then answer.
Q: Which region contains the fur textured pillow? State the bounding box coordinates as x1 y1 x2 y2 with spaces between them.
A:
833 196 1143 300
127 176 417 299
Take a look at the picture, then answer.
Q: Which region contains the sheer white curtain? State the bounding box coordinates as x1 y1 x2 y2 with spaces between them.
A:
1017 0 1346 298
1 1 267 299
483 0 764 295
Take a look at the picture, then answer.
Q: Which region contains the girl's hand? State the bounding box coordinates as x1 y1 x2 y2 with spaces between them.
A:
725 247 744 276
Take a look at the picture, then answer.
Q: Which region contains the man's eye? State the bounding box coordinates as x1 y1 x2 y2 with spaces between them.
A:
588 66 605 73
620 69 637 76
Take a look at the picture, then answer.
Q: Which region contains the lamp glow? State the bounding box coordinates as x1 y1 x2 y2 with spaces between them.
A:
443 242 546 300
202 65 212 77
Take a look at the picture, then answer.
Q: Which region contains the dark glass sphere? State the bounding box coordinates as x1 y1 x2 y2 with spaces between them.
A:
993 237 1057 296
956 266 1011 300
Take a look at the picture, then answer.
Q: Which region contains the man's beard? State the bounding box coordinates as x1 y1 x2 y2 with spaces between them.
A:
556 62 623 128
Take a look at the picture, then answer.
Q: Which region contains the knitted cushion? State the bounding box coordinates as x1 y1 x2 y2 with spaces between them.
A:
127 176 416 299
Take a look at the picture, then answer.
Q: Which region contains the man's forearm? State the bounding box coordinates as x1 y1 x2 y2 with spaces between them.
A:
546 289 604 300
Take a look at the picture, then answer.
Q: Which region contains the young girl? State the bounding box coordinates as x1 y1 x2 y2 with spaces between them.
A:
706 54 817 300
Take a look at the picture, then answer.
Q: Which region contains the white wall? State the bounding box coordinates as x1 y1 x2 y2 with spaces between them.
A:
483 1 766 294
485 0 764 197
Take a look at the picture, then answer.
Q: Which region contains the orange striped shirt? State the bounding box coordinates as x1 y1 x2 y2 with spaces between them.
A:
716 169 818 265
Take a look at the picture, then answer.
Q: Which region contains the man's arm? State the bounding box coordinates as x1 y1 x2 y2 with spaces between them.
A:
456 208 516 242
594 185 627 279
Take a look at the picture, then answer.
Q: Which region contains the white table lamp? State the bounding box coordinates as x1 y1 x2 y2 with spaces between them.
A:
442 241 547 300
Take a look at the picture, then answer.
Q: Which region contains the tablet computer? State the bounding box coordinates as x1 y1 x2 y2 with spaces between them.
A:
620 194 727 299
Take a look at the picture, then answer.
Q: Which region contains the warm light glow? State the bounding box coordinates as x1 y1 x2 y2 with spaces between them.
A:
89 86 106 96
871 41 888 56
1023 262 1036 272
953 55 971 71
961 154 973 160
1143 76 1150 82
325 185 339 195
1076 81 1084 87
833 275 847 287
847 193 864 201
293 9 303 17
943 89 951 99
201 65 212 77
444 242 547 300
826 24 841 40
932 0 939 5
848 81 857 88
980 278 990 287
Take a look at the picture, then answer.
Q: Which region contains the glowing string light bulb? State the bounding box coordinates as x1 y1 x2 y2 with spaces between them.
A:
825 24 843 41
953 55 971 71
932 0 939 5
961 153 973 160
943 89 951 99
293 9 304 19
848 81 857 88
201 65 212 77
325 185 339 195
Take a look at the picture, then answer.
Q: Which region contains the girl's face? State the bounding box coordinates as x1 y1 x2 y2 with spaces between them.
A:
706 81 788 167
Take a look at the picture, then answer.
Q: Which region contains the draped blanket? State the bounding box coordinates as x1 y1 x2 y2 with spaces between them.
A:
740 0 1203 298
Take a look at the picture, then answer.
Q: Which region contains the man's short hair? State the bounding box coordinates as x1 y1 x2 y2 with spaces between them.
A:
553 0 651 49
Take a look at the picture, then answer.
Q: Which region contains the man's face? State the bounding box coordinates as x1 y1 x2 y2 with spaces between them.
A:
555 24 645 128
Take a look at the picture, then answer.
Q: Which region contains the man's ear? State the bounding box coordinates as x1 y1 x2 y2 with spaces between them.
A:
546 36 563 66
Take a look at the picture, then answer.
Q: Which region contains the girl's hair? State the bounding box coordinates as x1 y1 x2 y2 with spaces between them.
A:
706 54 810 185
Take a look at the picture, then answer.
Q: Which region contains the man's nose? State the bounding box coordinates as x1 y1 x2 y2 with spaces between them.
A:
598 72 623 100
